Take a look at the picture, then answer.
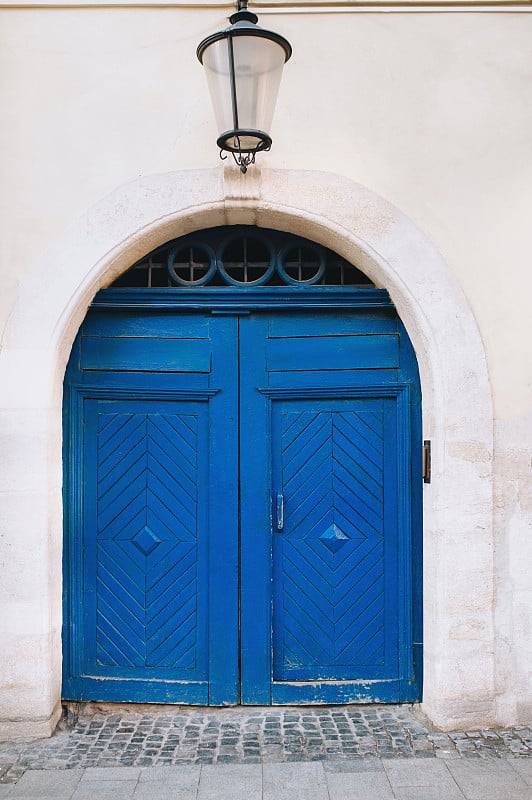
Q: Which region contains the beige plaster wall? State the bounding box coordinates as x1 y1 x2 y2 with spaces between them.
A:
1 8 531 420
0 4 530 733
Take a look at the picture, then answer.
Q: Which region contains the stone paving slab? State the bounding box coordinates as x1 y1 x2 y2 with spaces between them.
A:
0 759 530 799
71 779 139 800
198 763 262 800
392 788 465 800
445 758 532 800
326 770 396 800
0 705 530 790
2 769 84 799
263 761 328 800
382 758 459 787
133 765 200 800
510 757 532 785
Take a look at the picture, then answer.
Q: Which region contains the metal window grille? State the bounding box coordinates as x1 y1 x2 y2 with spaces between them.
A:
110 227 374 289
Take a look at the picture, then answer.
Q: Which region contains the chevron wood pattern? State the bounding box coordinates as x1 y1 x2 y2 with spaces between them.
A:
95 410 199 670
273 405 386 680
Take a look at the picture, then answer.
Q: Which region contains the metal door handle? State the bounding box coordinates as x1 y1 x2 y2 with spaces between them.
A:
276 492 284 532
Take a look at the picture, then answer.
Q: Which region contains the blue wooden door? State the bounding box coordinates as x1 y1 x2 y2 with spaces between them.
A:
240 311 421 704
64 305 421 705
63 311 240 703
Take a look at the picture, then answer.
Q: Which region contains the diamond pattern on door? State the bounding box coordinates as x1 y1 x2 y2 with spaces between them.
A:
95 411 199 670
273 406 386 679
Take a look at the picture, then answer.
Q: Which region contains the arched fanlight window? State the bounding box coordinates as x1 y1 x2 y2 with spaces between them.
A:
111 227 374 289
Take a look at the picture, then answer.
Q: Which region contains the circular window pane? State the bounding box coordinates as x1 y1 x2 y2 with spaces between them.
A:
278 242 325 285
168 243 217 286
217 234 275 286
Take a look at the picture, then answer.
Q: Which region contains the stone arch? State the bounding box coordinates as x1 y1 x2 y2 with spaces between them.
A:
0 166 494 738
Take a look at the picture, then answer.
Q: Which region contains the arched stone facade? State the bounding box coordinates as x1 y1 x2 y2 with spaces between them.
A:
0 167 494 739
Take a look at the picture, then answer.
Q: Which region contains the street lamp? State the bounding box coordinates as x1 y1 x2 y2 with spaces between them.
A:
197 0 292 173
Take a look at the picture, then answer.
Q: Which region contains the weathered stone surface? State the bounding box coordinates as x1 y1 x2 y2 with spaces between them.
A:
0 707 530 784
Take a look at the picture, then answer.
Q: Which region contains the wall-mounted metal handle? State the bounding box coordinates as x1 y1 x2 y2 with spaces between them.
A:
276 492 284 532
422 440 431 484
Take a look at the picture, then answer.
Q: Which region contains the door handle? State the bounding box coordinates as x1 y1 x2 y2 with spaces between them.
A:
276 492 284 532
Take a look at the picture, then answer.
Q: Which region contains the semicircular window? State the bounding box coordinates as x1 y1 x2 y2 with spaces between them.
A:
110 227 374 289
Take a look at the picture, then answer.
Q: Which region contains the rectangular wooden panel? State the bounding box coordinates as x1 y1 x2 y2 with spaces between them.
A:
269 312 397 338
81 338 211 372
271 398 399 683
268 369 398 389
83 310 210 339
84 399 209 687
82 371 210 391
266 335 399 372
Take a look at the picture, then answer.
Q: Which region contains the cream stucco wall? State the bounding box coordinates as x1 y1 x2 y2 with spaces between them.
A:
1 7 531 419
0 2 530 736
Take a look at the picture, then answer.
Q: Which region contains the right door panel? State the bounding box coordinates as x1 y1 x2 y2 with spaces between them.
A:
273 398 397 681
239 309 420 705
272 397 398 684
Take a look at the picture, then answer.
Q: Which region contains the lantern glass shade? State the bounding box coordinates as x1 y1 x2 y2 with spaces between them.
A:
201 33 287 153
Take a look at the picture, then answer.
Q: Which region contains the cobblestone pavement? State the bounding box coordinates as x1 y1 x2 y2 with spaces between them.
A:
0 706 530 785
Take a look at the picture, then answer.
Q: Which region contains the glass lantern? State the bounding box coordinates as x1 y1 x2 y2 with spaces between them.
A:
197 1 292 173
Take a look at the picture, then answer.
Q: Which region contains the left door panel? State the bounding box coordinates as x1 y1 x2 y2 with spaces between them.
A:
63 311 239 704
85 398 209 697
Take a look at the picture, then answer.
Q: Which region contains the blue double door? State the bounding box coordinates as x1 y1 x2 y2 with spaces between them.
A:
63 306 422 704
